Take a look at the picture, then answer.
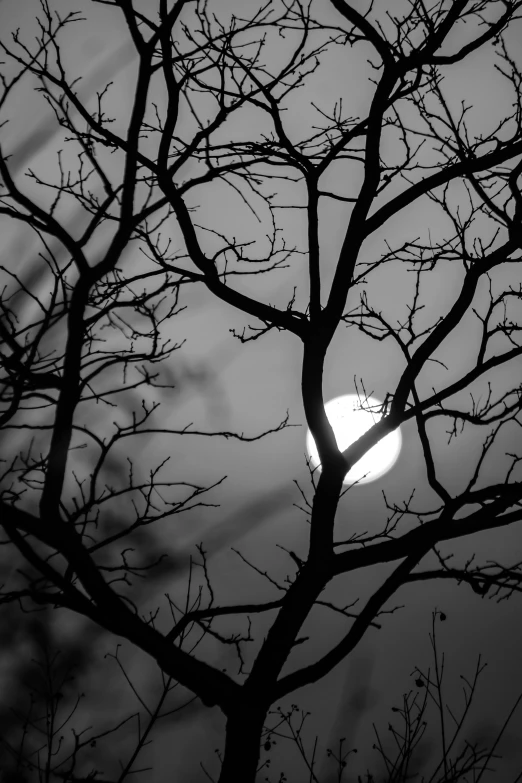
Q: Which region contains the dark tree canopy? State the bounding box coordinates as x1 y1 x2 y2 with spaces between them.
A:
0 0 522 780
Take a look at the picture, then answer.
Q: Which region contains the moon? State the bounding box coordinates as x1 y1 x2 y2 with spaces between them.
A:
306 394 402 485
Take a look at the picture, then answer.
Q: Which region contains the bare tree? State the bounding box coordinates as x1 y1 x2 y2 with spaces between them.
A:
262 611 522 783
1 0 522 780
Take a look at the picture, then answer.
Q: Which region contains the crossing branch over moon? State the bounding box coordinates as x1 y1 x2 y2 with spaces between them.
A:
306 395 402 485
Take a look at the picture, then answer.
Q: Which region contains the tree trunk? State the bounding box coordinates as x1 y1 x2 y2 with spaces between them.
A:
218 707 266 783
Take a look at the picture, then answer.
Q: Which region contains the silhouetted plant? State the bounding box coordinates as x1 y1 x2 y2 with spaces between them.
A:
1 1 522 781
259 611 522 782
0 593 205 782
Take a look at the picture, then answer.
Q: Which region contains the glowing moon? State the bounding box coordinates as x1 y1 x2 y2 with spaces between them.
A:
306 394 402 485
